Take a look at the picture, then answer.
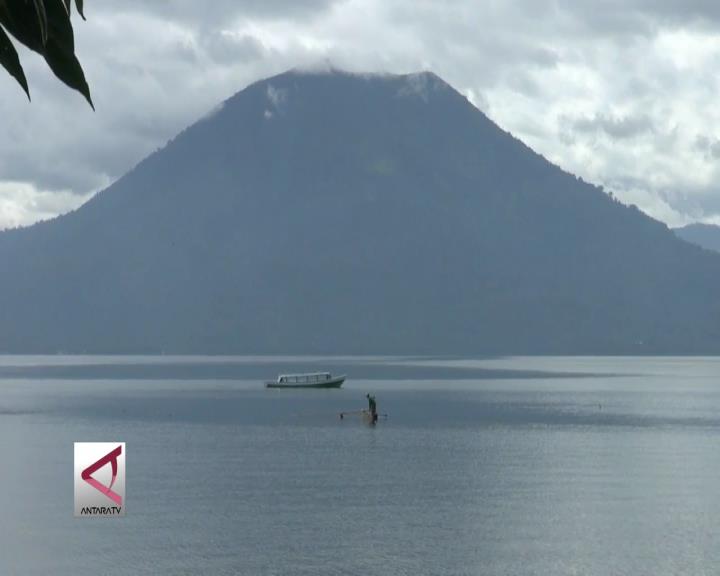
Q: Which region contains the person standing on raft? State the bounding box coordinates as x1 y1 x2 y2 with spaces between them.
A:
366 393 378 423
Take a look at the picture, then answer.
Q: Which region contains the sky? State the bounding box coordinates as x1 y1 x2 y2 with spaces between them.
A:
2 0 720 229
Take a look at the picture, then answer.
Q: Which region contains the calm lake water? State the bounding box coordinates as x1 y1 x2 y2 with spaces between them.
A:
1 356 719 575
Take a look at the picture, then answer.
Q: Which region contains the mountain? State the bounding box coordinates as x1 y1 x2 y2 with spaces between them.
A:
674 223 720 253
1 69 720 354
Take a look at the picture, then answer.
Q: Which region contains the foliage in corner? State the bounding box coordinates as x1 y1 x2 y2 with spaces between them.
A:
0 0 92 108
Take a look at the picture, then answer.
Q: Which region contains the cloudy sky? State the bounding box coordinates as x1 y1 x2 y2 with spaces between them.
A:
2 0 720 229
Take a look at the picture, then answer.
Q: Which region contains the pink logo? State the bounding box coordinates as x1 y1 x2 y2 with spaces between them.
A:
80 445 123 506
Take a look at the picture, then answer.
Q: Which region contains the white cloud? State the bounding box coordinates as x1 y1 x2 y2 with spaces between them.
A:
0 182 92 230
266 84 288 109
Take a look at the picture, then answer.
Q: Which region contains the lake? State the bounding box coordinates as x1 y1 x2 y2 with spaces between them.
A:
1 356 719 575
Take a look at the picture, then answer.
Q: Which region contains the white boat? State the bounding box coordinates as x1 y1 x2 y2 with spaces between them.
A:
265 372 345 389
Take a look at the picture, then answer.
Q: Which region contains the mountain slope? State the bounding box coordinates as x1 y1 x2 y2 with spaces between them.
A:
675 223 720 253
1 69 719 354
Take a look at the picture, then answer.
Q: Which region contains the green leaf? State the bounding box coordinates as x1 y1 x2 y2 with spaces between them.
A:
45 0 74 51
0 23 29 99
0 0 45 52
0 0 92 107
43 0 92 108
75 0 84 20
43 37 92 108
32 0 48 44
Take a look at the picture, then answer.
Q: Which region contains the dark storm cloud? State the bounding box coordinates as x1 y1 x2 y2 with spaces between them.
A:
569 113 656 140
116 0 340 26
555 0 720 34
202 33 267 63
695 135 720 159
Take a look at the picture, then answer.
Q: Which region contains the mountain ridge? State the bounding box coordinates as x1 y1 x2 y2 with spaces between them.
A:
674 223 720 253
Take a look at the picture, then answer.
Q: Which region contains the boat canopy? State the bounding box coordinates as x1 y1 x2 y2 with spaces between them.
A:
277 372 332 383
